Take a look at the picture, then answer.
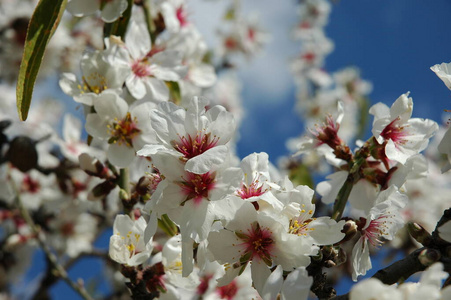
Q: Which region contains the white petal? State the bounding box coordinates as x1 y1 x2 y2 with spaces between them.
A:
59 73 80 97
308 218 345 245
67 0 99 17
251 260 272 298
146 77 169 102
126 74 147 100
390 93 413 124
184 145 229 174
281 267 312 300
348 179 379 213
181 238 194 277
351 237 371 281
189 64 217 87
438 220 451 243
107 143 135 168
63 114 82 143
101 0 128 23
94 92 128 120
85 113 109 139
419 262 447 287
207 229 242 264
125 21 151 59
136 144 166 157
431 62 451 90
316 171 348 204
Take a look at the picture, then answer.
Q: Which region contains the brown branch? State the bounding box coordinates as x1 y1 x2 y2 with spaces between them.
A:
332 208 451 300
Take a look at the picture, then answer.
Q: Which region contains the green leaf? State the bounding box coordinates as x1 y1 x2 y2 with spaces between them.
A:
16 0 67 121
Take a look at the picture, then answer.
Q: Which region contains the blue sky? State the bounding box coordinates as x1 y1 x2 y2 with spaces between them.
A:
27 0 451 298
225 0 451 163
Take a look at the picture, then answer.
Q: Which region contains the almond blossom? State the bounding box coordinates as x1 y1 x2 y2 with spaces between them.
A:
59 49 129 106
207 201 317 289
351 186 408 281
369 93 438 165
143 151 236 276
85 91 157 167
350 263 451 300
109 214 153 266
430 62 451 172
137 96 235 174
105 20 187 101
430 62 451 90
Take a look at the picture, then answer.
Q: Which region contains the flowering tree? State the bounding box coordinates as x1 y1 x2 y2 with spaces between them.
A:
1 0 451 299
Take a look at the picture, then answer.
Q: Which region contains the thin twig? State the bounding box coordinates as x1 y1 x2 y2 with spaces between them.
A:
14 184 94 300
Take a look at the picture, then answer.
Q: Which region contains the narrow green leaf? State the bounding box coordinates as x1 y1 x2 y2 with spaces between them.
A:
16 0 67 121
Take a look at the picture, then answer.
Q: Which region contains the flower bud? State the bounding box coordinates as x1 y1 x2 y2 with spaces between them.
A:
135 173 162 196
324 260 336 268
79 153 109 178
88 180 116 200
418 248 441 267
119 189 130 201
340 220 358 243
407 222 432 246
5 136 38 172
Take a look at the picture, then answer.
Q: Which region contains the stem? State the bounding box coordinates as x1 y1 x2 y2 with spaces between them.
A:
142 0 156 44
332 175 355 221
332 137 374 220
14 188 94 300
119 167 132 215
119 168 130 195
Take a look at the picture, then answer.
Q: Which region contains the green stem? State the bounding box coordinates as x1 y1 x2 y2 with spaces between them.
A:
119 168 130 194
119 168 131 215
158 214 178 237
332 175 356 221
331 136 376 220
142 0 156 44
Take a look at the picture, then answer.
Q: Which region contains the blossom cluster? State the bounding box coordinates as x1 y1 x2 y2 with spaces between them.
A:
0 0 450 299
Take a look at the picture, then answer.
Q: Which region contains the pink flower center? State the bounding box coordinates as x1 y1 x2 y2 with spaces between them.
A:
173 132 220 160
302 52 316 63
380 117 408 145
197 274 213 295
236 177 265 200
179 172 216 205
217 280 239 300
108 112 141 147
132 60 151 78
238 222 274 265
145 262 167 294
176 6 189 27
224 37 239 50
22 175 40 193
299 20 311 29
61 222 75 237
361 214 392 247
247 28 255 42
311 114 342 149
